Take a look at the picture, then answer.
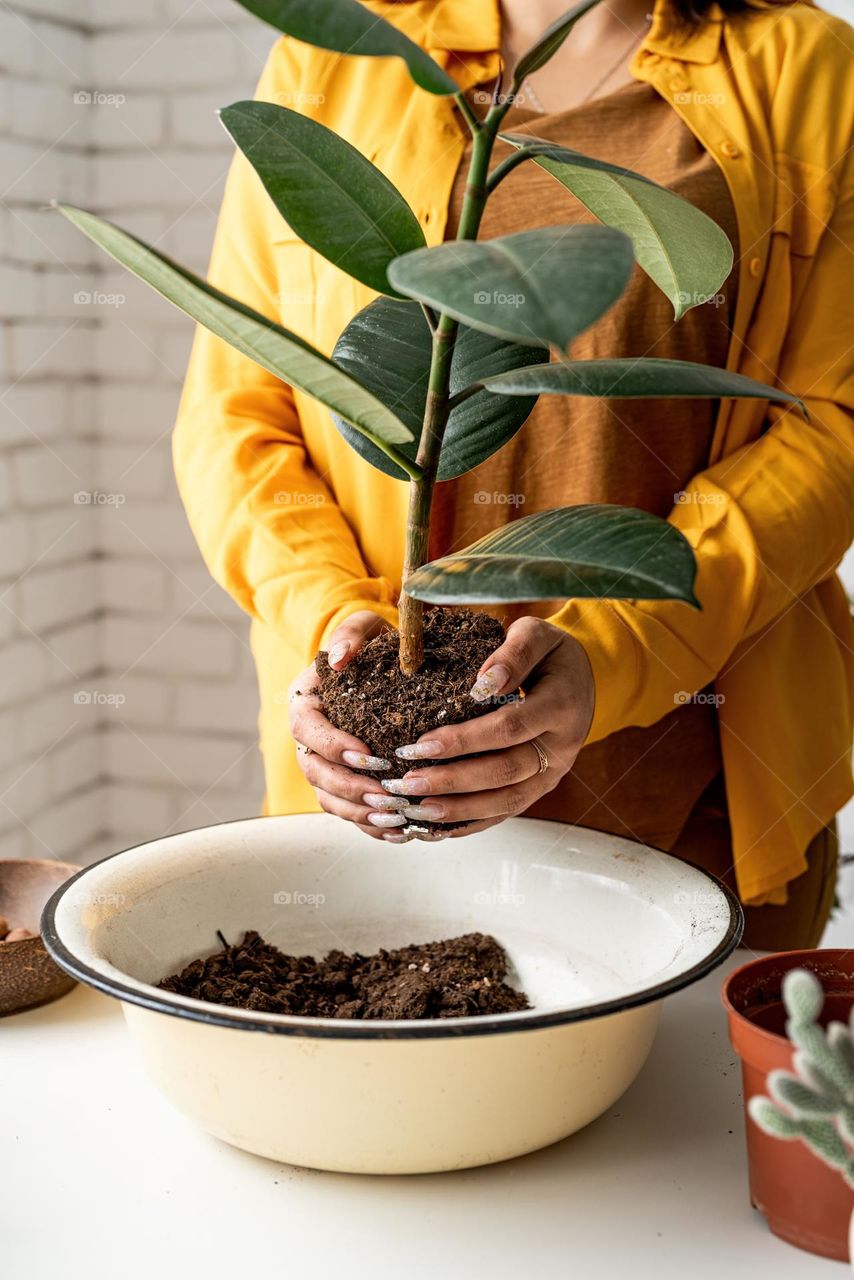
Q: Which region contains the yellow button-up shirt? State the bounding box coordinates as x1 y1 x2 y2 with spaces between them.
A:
173 0 854 904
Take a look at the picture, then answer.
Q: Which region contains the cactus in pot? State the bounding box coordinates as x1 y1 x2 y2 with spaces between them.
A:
749 968 854 1186
749 966 854 1268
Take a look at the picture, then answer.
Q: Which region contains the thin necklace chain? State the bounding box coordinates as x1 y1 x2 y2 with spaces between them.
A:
521 18 651 115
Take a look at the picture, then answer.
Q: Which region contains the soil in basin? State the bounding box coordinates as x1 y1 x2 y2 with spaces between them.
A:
158 930 530 1020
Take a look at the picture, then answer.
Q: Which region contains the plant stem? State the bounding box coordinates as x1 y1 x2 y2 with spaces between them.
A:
398 312 456 674
398 115 504 675
485 148 531 194
453 90 482 138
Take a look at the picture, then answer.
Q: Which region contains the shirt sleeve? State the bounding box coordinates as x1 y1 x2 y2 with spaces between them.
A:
549 178 854 742
172 37 399 663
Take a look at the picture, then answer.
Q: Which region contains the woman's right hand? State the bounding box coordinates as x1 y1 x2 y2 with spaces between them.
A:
289 610 413 842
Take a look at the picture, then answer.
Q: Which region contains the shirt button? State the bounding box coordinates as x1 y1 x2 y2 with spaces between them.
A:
670 73 688 93
748 256 762 277
720 140 741 159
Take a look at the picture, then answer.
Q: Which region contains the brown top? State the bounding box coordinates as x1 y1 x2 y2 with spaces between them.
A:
435 80 740 850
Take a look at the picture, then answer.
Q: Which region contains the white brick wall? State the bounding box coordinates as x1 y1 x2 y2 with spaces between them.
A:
0 0 100 863
87 1 273 852
1 1 852 943
1 0 272 863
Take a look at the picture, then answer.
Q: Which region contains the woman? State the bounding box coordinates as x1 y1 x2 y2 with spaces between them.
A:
173 0 854 947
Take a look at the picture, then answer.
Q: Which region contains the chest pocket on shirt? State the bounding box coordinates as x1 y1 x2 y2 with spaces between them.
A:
271 236 319 344
271 236 376 357
773 154 837 257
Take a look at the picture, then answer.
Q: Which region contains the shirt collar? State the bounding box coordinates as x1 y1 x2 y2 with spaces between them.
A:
384 0 724 64
378 0 501 53
643 0 724 64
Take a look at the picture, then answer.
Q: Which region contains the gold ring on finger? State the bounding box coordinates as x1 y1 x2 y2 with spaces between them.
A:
531 737 549 775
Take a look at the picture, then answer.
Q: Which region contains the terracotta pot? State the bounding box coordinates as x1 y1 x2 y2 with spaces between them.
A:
722 949 854 1262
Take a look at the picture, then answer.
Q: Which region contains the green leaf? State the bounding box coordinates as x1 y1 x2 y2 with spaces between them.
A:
331 298 545 480
791 1023 850 1093
748 1098 800 1140
783 970 825 1025
219 102 425 297
513 0 602 85
769 1074 839 1117
795 1119 853 1172
479 357 806 415
794 1054 846 1107
388 226 634 351
828 1024 854 1081
404 504 699 606
500 135 733 320
232 0 458 96
55 203 417 471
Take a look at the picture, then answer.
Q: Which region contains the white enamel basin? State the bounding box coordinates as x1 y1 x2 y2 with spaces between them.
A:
42 814 741 1174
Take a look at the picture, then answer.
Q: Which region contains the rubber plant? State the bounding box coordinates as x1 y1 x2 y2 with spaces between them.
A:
749 969 854 1188
55 0 803 696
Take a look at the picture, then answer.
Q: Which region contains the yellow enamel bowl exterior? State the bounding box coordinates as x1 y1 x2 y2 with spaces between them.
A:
43 814 741 1175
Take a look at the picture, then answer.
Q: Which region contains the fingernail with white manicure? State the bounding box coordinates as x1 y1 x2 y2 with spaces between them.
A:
363 793 408 811
343 750 390 770
367 811 407 828
414 828 448 842
328 640 351 667
470 664 511 702
395 740 441 760
383 830 414 844
381 776 429 796
402 804 446 822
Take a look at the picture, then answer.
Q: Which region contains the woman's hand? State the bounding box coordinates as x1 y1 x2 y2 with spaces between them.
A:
290 613 594 843
289 610 413 840
382 617 594 839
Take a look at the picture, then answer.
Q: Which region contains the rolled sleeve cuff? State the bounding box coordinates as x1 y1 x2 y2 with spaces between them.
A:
316 581 399 653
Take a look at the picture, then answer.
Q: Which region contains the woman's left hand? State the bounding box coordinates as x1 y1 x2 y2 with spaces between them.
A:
384 617 595 839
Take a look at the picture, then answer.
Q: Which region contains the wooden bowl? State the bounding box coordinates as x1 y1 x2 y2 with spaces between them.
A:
0 859 82 1015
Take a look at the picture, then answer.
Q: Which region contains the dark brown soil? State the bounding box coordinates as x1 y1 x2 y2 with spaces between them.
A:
158 929 530 1020
316 608 505 781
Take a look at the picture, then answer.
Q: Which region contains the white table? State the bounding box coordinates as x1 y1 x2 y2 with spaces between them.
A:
1 950 840 1278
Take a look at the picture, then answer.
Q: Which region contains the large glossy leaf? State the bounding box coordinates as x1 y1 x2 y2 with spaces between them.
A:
480 357 806 414
404 504 699 606
387 226 633 351
500 136 733 321
233 0 458 96
219 102 425 297
331 298 545 480
55 204 416 470
513 0 602 84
